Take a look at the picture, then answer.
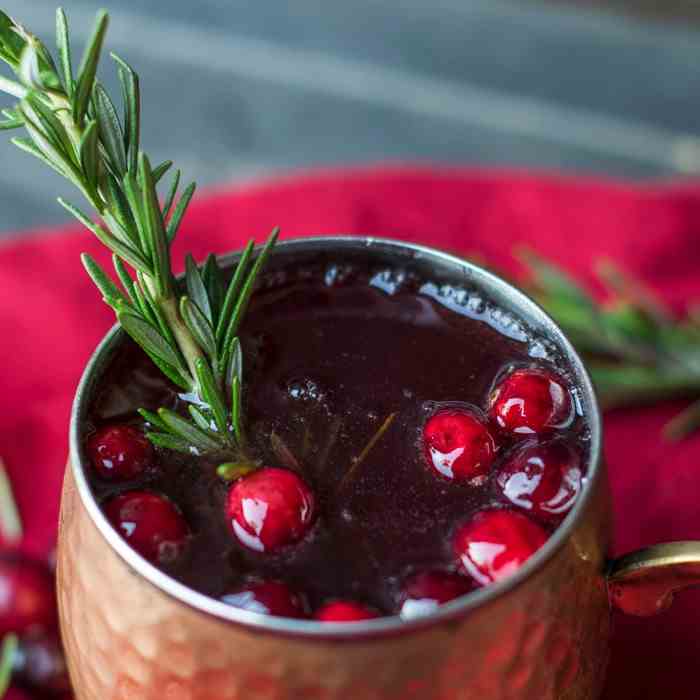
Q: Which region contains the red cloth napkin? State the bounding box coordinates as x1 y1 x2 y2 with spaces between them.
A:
1 166 699 699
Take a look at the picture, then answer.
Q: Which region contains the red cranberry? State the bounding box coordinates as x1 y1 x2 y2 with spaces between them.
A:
104 491 190 563
423 409 495 481
87 425 153 481
226 468 315 553
221 580 307 618
399 571 473 619
488 368 572 435
0 555 57 636
314 600 379 622
453 509 548 586
13 632 70 693
495 440 583 521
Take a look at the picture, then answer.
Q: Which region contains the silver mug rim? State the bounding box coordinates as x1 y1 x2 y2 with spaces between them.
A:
68 235 603 639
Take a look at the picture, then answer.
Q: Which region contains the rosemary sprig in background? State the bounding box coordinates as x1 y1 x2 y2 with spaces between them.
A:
520 251 700 441
0 8 276 458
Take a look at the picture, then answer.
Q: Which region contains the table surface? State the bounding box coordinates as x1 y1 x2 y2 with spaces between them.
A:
2 0 700 235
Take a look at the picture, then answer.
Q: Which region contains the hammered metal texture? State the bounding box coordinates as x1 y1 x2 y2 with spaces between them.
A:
57 462 612 700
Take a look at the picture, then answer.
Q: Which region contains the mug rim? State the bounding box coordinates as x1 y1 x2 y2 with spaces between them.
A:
69 235 603 639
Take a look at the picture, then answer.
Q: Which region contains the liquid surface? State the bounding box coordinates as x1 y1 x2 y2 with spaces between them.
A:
85 257 587 615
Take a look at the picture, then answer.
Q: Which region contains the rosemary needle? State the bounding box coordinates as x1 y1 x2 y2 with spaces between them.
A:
338 412 397 493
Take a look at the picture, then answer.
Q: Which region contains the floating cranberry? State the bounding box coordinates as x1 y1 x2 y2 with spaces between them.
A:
0 555 57 636
453 509 548 586
423 409 495 481
226 468 315 553
104 491 190 563
221 580 307 618
398 571 473 619
495 440 583 521
488 368 572 435
314 600 380 622
87 425 153 481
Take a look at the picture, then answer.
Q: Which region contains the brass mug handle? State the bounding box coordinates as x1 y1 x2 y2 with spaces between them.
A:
608 542 700 616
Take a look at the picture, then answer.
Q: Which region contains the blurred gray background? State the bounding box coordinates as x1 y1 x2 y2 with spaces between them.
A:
2 0 700 235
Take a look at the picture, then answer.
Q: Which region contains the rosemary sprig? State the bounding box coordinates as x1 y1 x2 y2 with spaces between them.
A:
0 457 22 544
520 250 700 440
0 8 277 457
0 634 17 698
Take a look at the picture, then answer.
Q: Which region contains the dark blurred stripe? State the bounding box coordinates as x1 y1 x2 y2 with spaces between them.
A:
1 0 699 234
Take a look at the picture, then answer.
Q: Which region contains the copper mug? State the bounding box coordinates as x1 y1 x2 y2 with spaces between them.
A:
57 237 700 700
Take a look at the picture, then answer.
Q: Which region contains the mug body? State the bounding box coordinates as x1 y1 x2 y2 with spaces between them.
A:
58 237 609 700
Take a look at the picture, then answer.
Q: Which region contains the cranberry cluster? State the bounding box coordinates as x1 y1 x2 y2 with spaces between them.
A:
220 573 468 622
88 426 190 565
432 366 580 586
0 553 70 695
91 364 581 622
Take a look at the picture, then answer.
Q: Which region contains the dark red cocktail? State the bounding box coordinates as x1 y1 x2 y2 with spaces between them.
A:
84 249 588 621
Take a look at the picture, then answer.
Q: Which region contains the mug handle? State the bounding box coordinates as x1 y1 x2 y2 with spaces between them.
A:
607 542 700 616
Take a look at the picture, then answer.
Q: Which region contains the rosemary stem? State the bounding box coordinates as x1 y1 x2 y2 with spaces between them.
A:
49 93 82 155
157 292 205 388
49 92 207 400
592 364 700 409
49 86 206 394
47 92 106 210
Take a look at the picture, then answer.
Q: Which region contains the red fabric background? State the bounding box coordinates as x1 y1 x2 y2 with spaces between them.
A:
1 167 699 699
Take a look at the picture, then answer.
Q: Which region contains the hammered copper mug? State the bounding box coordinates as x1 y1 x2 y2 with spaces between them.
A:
57 237 700 700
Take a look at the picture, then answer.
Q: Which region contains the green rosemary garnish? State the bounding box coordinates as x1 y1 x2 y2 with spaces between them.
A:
0 8 277 457
520 250 700 440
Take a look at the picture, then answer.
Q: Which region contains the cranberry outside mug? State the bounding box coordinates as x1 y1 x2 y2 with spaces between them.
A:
57 237 700 700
